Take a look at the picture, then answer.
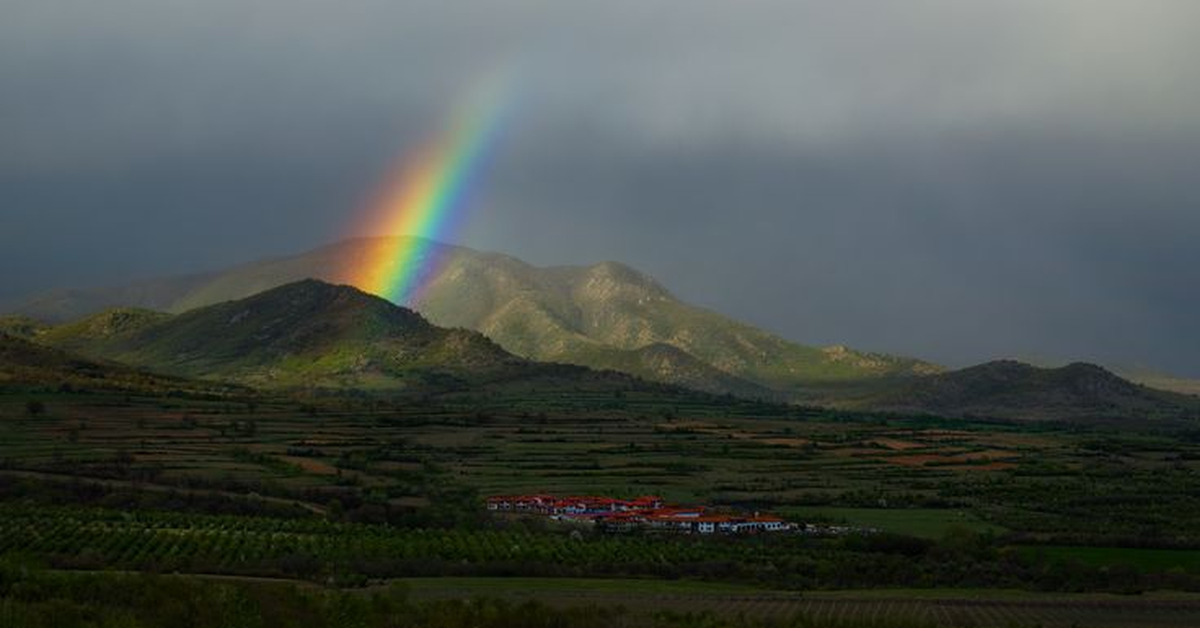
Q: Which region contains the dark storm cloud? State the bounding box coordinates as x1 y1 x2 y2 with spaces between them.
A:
2 1 1199 374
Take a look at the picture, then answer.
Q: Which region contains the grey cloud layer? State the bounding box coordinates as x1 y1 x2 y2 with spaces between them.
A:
2 1 1198 374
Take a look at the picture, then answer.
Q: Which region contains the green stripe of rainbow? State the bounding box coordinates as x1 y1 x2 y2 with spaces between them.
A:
354 75 515 305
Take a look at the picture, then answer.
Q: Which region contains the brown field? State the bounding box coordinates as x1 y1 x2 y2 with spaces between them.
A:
887 449 1019 468
870 438 926 450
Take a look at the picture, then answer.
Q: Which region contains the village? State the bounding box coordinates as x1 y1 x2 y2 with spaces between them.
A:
485 494 796 535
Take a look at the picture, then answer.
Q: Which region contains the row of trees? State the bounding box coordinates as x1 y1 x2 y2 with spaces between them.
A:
2 503 1197 593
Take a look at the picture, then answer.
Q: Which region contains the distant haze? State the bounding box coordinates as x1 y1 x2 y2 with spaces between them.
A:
2 1 1198 376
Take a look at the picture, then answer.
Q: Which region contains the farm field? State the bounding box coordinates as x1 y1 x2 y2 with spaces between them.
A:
4 388 1200 545
4 386 1200 625
398 578 1200 628
8 568 1200 628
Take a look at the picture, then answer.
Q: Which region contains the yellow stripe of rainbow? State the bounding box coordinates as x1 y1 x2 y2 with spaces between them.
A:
354 74 515 305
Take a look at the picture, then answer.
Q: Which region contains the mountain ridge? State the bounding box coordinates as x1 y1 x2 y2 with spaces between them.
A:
870 359 1199 422
16 280 1198 422
6 237 937 397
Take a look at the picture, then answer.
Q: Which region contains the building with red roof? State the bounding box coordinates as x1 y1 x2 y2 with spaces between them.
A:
488 493 791 535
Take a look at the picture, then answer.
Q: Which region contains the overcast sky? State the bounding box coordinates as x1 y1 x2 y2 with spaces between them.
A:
2 0 1198 375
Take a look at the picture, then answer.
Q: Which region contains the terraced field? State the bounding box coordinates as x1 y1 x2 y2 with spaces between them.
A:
5 388 1200 622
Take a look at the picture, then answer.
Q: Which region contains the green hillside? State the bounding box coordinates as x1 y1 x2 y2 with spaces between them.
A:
37 279 525 391
38 308 171 354
417 256 938 388
568 342 776 400
9 237 940 397
0 332 241 395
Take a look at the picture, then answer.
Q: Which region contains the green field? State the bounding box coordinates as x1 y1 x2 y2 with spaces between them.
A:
779 507 1005 539
1020 546 1200 573
7 567 1200 628
4 387 1200 548
4 386 1200 611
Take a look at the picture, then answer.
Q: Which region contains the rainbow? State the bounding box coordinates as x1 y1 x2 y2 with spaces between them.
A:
351 74 516 305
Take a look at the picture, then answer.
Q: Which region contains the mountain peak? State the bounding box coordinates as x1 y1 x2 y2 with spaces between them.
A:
964 359 1037 378
251 278 378 301
573 260 672 303
38 277 519 388
1056 361 1141 396
936 360 1130 389
250 277 386 304
1060 361 1116 376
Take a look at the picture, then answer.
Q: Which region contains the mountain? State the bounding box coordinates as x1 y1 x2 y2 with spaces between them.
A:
36 279 525 390
7 237 939 397
872 360 1199 422
1013 354 1200 398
